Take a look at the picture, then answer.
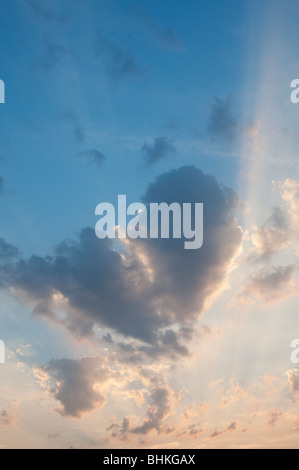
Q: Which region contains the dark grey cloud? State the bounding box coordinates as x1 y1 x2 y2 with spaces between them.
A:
3 228 160 341
207 96 239 149
0 166 242 357
111 386 172 437
94 35 146 82
109 417 130 440
76 149 106 168
137 166 242 325
114 326 194 363
38 357 112 418
132 387 170 435
142 136 175 166
33 38 67 71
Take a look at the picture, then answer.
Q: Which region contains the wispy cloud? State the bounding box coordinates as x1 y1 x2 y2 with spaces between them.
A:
32 38 67 71
207 96 239 149
128 6 185 52
76 149 106 168
0 401 19 426
209 421 237 438
94 35 146 82
62 111 85 144
250 206 290 261
241 264 297 303
25 0 65 24
267 408 282 427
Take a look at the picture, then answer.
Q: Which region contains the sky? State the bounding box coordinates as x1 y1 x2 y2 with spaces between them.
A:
0 0 299 449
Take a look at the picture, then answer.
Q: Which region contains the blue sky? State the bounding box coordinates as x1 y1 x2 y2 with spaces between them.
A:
0 0 249 255
1 0 299 449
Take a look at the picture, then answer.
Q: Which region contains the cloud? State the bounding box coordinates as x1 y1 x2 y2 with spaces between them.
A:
270 178 299 258
221 381 247 407
25 0 64 24
287 369 299 397
182 403 209 421
210 421 237 438
244 121 261 138
34 357 112 418
2 228 162 341
250 206 290 261
1 166 242 357
0 238 20 262
33 38 67 71
111 385 179 437
94 35 146 82
128 6 185 52
15 344 34 358
227 421 237 431
76 149 106 168
137 166 242 320
240 183 299 306
109 417 131 440
48 432 60 439
131 387 172 435
104 325 217 364
279 178 299 232
241 264 297 303
62 111 85 144
207 96 239 149
0 175 4 194
267 408 282 427
0 238 21 287
142 136 175 166
206 97 261 153
0 401 19 426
